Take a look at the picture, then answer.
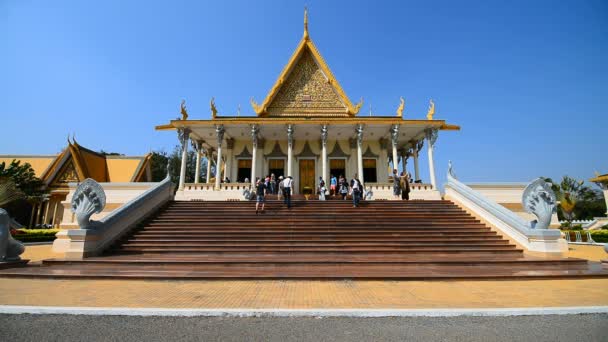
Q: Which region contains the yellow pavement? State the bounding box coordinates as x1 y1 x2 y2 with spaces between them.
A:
0 243 606 309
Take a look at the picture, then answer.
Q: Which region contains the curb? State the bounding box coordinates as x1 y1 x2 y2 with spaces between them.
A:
1 306 607 317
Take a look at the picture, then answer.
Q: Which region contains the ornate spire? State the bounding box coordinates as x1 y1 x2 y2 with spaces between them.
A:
304 7 309 39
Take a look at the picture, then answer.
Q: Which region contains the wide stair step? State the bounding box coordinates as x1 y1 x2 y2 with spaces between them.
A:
1 200 606 279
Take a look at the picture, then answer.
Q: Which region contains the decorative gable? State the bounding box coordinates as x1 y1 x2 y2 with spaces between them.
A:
266 49 347 116
51 160 79 187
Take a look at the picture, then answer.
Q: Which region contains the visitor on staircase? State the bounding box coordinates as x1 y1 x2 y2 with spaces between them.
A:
330 174 337 196
350 174 362 207
270 174 276 194
339 175 349 200
318 177 326 201
278 176 284 200
393 169 401 200
255 179 267 214
282 176 293 209
400 171 410 200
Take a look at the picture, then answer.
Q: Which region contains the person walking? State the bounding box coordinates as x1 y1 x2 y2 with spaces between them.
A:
392 169 401 200
339 175 348 200
282 176 293 209
277 176 284 200
350 174 362 207
330 174 337 196
270 174 276 195
318 177 326 201
400 171 410 200
255 179 266 214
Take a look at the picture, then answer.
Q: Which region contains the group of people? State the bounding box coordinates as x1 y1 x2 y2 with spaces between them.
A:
392 169 412 200
254 174 294 214
253 170 410 213
317 174 363 206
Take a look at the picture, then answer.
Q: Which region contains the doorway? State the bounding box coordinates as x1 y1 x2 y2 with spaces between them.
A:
268 159 285 178
329 158 346 180
298 159 315 194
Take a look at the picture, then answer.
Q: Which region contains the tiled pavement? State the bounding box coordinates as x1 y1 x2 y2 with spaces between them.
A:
0 243 605 309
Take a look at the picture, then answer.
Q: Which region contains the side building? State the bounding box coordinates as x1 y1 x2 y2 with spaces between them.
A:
0 139 152 228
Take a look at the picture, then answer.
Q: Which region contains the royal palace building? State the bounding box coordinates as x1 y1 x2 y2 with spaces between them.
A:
156 10 459 201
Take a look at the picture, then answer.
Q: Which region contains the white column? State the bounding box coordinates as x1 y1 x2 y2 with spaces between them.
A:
193 140 201 184
250 124 259 187
177 128 190 190
413 141 422 182
287 124 294 177
215 125 224 189
426 129 438 189
225 138 234 182
356 124 364 184
390 124 399 173
321 124 328 182
205 149 212 183
29 203 37 228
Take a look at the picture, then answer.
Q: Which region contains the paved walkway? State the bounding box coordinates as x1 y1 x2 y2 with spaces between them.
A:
2 244 606 309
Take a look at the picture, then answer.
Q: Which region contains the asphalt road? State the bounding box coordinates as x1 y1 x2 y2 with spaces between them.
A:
1 314 606 341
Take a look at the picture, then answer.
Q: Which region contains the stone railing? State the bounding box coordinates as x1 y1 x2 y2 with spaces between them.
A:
443 162 567 254
53 176 174 259
175 182 252 201
365 183 441 200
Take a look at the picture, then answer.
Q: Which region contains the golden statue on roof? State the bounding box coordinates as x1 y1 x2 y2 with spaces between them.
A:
427 99 435 120
180 100 189 120
210 97 218 119
396 97 405 118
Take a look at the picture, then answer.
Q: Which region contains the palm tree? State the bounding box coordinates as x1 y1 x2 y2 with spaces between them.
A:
0 178 25 208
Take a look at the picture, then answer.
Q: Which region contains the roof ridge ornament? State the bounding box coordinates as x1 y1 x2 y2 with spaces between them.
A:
210 97 218 119
427 99 435 120
180 100 189 120
396 97 405 118
304 7 309 39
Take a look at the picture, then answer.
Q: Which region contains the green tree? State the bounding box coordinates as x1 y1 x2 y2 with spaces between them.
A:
544 176 603 222
0 160 45 199
0 160 46 225
149 147 208 184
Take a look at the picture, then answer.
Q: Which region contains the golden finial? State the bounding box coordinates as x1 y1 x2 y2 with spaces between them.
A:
303 7 309 39
210 97 218 119
180 99 189 120
426 99 435 120
396 96 405 118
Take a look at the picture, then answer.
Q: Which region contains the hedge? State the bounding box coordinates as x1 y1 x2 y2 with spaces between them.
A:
12 229 59 243
590 230 608 243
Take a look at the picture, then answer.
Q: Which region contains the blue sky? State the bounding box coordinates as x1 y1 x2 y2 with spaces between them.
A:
1 0 607 185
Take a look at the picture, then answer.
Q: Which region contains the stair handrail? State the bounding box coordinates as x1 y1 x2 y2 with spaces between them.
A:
444 161 564 253
61 166 175 258
92 174 174 252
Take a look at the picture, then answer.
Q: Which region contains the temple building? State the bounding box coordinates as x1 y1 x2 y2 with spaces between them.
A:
0 139 152 227
156 10 459 200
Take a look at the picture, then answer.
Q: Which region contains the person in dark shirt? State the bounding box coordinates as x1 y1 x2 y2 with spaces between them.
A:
350 174 363 207
255 179 266 214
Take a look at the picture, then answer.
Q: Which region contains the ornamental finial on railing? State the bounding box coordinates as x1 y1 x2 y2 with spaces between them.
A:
0 208 25 261
71 178 106 229
447 160 457 180
522 178 557 229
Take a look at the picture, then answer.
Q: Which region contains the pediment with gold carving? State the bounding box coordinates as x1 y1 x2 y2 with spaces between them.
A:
251 26 362 117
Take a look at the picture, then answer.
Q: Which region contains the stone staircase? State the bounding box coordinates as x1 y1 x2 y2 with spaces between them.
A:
1 200 607 279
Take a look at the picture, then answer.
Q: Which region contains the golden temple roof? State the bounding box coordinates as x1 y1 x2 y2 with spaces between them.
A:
250 8 362 117
590 173 608 184
0 140 152 189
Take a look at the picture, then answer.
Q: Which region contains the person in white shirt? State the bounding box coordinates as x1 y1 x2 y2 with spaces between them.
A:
282 176 293 208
